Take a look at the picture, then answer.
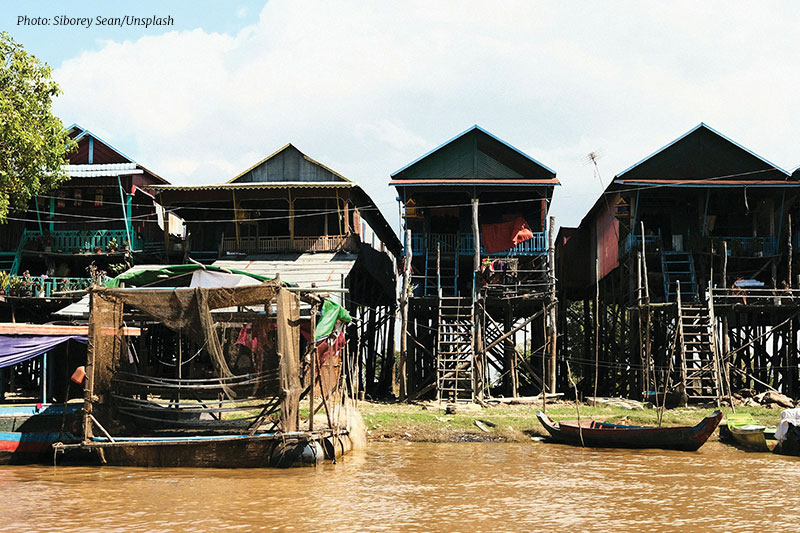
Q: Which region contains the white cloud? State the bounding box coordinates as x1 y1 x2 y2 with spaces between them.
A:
52 0 800 229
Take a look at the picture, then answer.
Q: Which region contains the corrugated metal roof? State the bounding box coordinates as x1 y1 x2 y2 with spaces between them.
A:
615 179 800 187
63 163 144 178
213 252 356 302
390 178 560 186
215 253 356 308
55 256 356 318
148 182 354 191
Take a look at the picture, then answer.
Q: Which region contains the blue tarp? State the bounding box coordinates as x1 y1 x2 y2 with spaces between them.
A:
0 335 87 369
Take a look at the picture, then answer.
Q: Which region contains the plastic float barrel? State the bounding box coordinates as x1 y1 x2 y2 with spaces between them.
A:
321 435 353 459
269 440 325 468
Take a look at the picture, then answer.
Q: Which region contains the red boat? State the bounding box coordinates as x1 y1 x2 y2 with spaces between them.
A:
536 410 722 451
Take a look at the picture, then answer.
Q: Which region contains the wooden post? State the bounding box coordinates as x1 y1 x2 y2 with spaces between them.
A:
548 216 557 392
472 199 480 274
162 202 171 262
636 251 645 397
82 292 96 443
309 303 317 431
593 258 599 405
640 222 652 398
789 215 793 288
399 229 411 401
722 241 728 289
277 288 301 432
232 191 241 249
472 198 481 397
640 222 650 299
288 190 295 251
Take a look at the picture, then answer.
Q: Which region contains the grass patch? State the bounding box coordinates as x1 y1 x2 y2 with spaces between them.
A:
358 400 785 443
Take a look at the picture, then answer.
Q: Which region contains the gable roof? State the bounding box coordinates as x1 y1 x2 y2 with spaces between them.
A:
390 125 558 185
228 143 352 184
615 123 791 183
66 124 169 184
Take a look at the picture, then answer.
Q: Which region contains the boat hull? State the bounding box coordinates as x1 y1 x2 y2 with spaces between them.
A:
537 411 722 451
59 431 351 468
730 426 776 452
0 404 82 465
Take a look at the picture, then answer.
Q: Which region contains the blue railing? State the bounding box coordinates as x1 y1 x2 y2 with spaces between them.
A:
620 230 779 258
20 229 142 254
711 236 778 256
408 232 547 256
619 231 661 258
2 276 92 298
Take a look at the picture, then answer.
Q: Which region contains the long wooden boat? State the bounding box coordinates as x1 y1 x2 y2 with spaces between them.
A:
723 413 776 452
53 430 352 468
0 403 82 464
536 410 722 451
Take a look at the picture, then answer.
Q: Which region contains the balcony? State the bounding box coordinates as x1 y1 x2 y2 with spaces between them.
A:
220 234 350 254
619 231 778 258
21 229 143 254
710 236 777 257
1 276 92 298
619 231 662 258
409 232 547 257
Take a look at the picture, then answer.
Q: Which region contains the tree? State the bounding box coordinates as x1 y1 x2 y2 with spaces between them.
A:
0 32 75 223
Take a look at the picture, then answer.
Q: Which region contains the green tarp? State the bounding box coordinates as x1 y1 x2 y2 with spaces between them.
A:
105 264 285 288
316 298 351 341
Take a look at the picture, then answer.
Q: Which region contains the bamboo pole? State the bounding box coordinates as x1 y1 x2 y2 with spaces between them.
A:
548 216 557 392
722 241 728 288
593 257 599 406
789 215 793 288
399 229 411 401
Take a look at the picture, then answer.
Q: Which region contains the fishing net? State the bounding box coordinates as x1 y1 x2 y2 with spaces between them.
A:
86 283 301 434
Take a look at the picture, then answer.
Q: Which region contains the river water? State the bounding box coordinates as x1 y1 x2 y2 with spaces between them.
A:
2 441 798 532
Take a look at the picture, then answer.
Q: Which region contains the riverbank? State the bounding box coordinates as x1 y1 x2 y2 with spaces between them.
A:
359 400 784 443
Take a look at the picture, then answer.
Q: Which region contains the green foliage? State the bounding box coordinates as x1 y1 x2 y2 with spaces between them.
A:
0 32 76 222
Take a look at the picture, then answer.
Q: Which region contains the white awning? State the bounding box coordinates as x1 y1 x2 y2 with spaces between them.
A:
63 163 143 178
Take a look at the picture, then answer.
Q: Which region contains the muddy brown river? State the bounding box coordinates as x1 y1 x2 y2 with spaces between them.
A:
2 441 798 531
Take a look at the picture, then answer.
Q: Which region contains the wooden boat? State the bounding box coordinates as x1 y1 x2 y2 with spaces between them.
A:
536 410 722 451
0 403 82 464
723 413 776 452
55 431 348 468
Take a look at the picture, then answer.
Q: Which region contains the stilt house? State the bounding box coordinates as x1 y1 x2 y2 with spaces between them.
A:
0 125 170 403
148 144 401 399
557 123 800 403
392 126 559 402
0 124 171 319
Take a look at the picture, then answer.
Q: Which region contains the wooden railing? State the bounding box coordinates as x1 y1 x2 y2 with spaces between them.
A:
220 235 349 254
712 287 800 307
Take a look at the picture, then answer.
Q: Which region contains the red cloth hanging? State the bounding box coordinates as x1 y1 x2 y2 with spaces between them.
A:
480 217 534 254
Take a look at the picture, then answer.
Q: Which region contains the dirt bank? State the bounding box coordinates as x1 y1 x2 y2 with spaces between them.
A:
359 400 784 443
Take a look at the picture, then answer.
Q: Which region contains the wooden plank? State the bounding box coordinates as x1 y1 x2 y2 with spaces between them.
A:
0 323 140 336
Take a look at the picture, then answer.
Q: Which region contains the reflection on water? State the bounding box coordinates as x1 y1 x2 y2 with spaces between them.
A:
2 441 798 532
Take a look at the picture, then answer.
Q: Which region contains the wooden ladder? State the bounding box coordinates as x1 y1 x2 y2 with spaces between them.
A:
677 283 722 404
436 296 474 402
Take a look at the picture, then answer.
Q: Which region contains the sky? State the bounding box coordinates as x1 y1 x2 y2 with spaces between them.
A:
4 0 800 232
